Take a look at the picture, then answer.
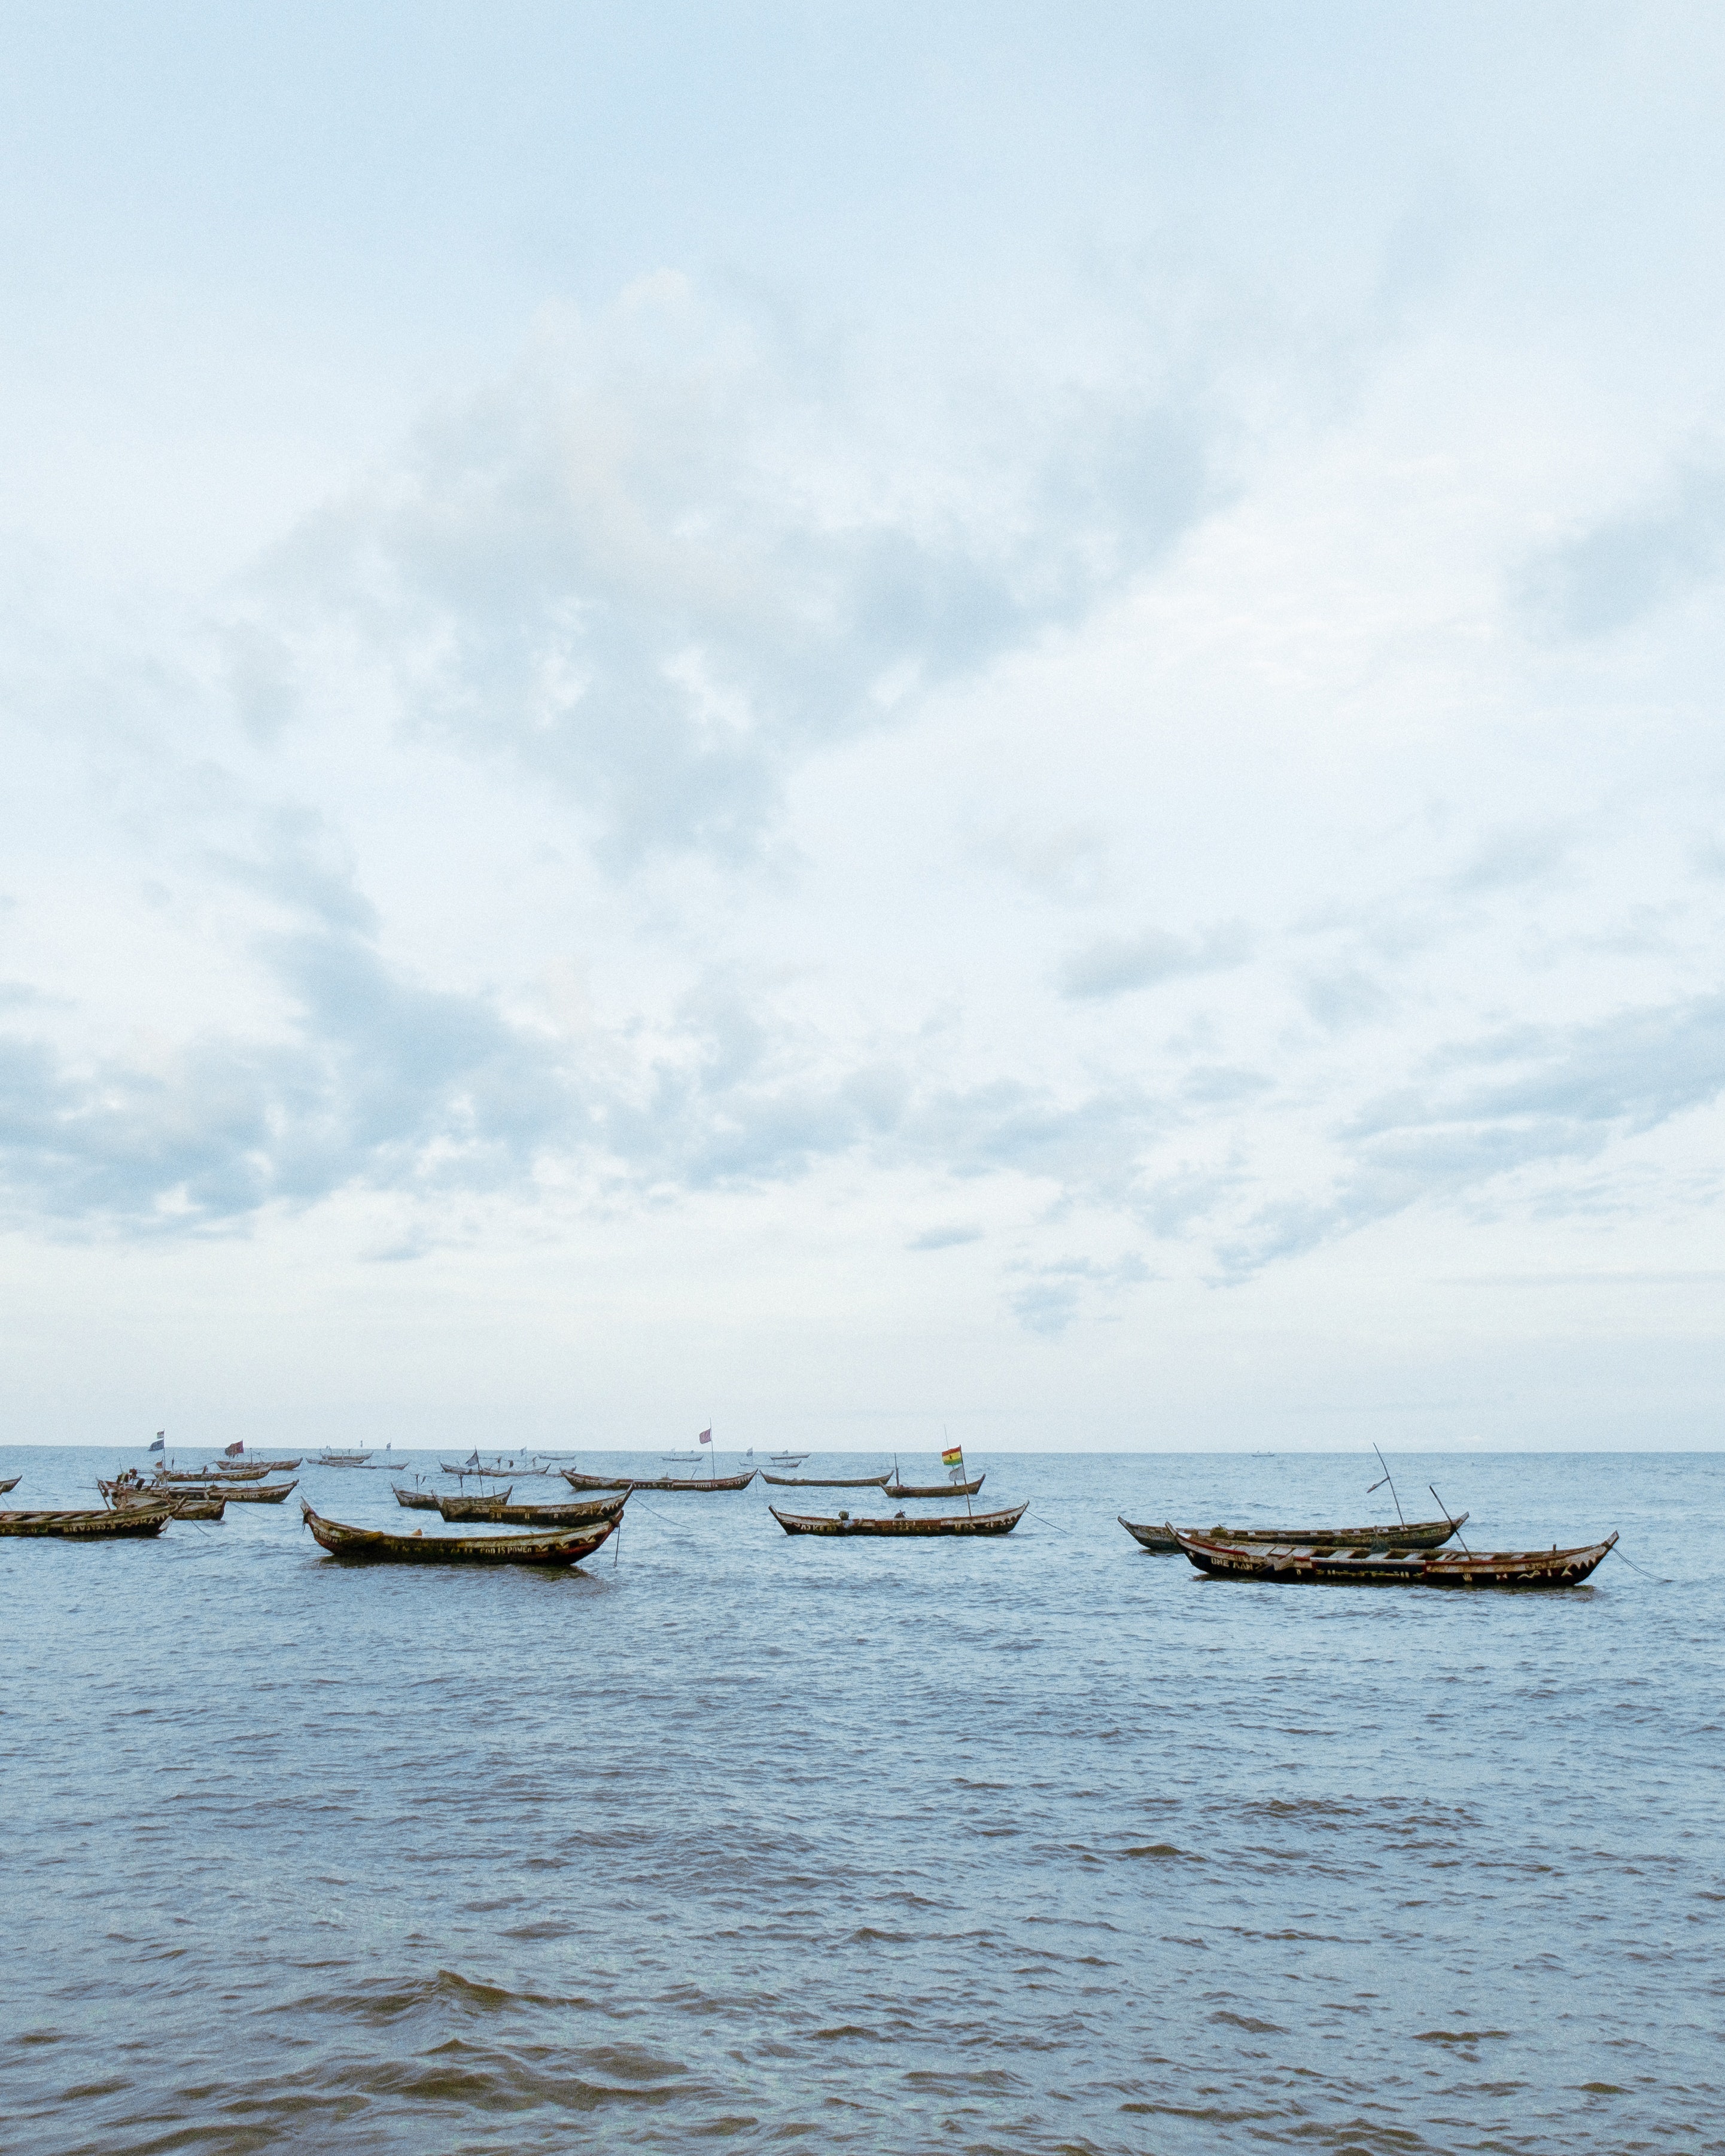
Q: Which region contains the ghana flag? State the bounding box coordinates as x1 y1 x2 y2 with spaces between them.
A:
941 1444 963 1467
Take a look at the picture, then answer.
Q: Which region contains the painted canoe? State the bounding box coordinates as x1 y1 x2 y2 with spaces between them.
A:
202 1479 299 1503
160 1465 269 1483
316 1452 372 1466
884 1475 986 1499
770 1502 1027 1538
761 1471 892 1487
439 1460 559 1477
437 1491 628 1525
561 1467 757 1492
1169 1525 1618 1589
101 1479 225 1520
300 1502 616 1566
392 1485 445 1509
1 1506 172 1539
224 1457 301 1472
0 1476 19 1493
1120 1514 1467 1554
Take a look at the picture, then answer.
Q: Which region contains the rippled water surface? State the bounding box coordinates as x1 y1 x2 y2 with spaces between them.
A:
3 1447 1720 2154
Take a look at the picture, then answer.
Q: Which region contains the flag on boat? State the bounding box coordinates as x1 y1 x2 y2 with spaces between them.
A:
698 1428 712 1445
467 1450 480 1466
224 1441 244 1457
149 1433 165 1453
941 1444 963 1467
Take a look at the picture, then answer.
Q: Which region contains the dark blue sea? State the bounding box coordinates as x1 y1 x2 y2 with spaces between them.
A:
2 1447 1718 2154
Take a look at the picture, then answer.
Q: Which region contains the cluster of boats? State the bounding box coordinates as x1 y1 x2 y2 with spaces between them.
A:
0 1454 1620 1588
1119 1509 1619 1587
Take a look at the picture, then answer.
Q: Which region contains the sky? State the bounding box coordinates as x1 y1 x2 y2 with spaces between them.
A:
3 2 1723 1452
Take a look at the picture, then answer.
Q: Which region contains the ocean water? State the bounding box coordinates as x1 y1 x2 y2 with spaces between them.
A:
2 1447 1719 2155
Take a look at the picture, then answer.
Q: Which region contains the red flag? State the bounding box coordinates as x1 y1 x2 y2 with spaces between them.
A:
698 1429 712 1444
224 1441 244 1458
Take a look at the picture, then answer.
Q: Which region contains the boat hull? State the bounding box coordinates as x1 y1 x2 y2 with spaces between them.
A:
437 1493 627 1525
770 1502 1026 1538
439 1461 558 1477
393 1487 443 1508
1121 1513 1466 1554
1170 1527 1617 1588
301 1502 616 1566
201 1480 297 1503
883 1475 985 1498
1 1507 171 1539
761 1472 891 1487
102 1480 224 1520
561 1468 757 1492
0 1476 19 1493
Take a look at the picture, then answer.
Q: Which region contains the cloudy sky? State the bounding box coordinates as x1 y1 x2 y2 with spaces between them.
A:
4 4 1723 1451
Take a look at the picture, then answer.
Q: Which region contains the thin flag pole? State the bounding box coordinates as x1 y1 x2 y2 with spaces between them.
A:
945 1426 972 1518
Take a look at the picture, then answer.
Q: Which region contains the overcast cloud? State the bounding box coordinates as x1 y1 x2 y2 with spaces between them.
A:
2 5 1723 1447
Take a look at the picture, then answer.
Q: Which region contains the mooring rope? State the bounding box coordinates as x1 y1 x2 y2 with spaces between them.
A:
1608 1543 1671 1583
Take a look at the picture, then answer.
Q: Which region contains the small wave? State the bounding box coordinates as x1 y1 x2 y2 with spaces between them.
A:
287 1968 601 2023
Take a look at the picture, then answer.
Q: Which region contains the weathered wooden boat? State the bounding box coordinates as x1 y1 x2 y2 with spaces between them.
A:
0 1506 172 1539
202 1479 298 1503
300 1502 616 1566
561 1467 757 1492
762 1470 892 1487
771 1502 1027 1538
436 1485 512 1510
1119 1512 1467 1554
884 1475 986 1498
316 1451 372 1467
393 1485 444 1509
0 1476 19 1494
1169 1525 1618 1589
437 1490 628 1525
226 1457 301 1472
101 1478 225 1520
439 1458 558 1477
160 1464 269 1483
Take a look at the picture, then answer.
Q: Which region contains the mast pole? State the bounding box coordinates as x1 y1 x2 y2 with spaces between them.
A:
1370 1444 1406 1527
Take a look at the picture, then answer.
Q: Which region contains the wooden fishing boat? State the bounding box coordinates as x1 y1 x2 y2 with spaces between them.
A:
437 1491 626 1525
202 1479 297 1503
761 1470 892 1487
101 1478 225 1520
561 1467 757 1492
770 1502 1027 1538
226 1457 300 1472
300 1502 616 1566
0 1506 172 1539
0 1476 19 1494
1168 1525 1618 1589
393 1485 443 1509
884 1475 986 1498
1119 1513 1467 1554
316 1451 371 1467
160 1464 269 1483
439 1458 558 1477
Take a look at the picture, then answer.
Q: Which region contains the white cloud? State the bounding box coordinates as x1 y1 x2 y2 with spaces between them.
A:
4 13 1725 1441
